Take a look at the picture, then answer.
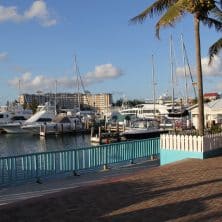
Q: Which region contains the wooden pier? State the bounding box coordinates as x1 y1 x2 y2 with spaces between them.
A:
39 124 90 137
90 126 123 144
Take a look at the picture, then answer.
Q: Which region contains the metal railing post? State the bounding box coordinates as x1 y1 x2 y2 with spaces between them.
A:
103 146 109 170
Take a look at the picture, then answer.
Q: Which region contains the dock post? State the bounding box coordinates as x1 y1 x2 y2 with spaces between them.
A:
105 121 107 131
91 127 94 137
99 126 101 137
40 124 46 137
98 127 101 143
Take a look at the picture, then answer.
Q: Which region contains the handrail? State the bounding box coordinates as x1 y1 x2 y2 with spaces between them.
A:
0 138 160 187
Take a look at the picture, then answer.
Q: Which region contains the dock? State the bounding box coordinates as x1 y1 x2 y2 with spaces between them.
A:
90 126 124 144
39 124 90 137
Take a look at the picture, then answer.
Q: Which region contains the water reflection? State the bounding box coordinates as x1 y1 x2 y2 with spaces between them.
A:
0 134 91 157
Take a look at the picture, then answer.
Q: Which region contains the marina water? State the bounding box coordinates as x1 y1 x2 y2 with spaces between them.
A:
0 133 91 157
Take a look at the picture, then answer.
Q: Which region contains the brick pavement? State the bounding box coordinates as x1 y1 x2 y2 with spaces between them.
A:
1 157 222 221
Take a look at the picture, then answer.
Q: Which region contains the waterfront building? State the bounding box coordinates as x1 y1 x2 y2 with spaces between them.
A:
86 93 112 114
19 93 113 114
190 98 222 129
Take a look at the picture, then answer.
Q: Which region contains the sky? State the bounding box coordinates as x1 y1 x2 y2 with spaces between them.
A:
0 0 222 105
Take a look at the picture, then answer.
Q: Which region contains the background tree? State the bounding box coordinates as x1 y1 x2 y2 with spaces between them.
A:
28 99 38 114
22 101 28 110
131 0 222 135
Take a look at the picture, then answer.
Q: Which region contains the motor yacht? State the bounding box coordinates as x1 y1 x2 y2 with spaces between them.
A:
1 102 55 134
120 119 168 140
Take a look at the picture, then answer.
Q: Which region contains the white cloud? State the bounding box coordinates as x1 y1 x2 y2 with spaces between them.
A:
8 64 123 92
215 82 222 91
8 72 54 91
0 52 8 61
201 56 222 77
176 55 222 78
0 1 56 27
0 6 22 22
84 64 123 85
24 1 57 27
24 1 48 18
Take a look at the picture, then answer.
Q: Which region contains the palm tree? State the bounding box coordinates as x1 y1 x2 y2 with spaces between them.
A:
131 0 222 136
209 38 222 63
208 7 222 63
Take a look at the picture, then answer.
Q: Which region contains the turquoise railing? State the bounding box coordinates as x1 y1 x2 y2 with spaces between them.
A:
0 138 160 186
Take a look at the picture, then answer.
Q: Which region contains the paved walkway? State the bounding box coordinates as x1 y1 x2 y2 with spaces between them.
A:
0 159 159 206
1 156 222 221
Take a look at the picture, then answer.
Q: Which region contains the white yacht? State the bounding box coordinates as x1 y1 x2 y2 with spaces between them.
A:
119 103 169 119
0 104 33 133
1 102 55 134
120 119 168 140
119 103 189 119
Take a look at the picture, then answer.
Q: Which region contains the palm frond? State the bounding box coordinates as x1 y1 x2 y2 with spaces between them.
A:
155 0 185 38
210 5 222 21
209 38 222 64
200 15 222 31
130 0 178 24
218 0 222 9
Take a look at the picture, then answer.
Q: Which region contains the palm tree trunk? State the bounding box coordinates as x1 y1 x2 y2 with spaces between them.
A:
194 14 204 136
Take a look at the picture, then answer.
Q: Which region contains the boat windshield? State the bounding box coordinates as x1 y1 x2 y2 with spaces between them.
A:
133 121 150 128
132 120 159 128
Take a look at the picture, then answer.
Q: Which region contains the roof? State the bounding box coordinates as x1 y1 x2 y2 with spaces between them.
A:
190 98 222 114
207 98 222 110
204 92 219 97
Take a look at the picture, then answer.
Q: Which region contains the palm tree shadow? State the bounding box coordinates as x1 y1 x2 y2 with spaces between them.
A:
104 191 222 222
1 176 222 221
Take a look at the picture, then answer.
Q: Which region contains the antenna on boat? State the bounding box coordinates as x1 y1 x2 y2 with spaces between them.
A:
55 80 58 115
18 79 21 95
170 35 175 113
151 54 156 118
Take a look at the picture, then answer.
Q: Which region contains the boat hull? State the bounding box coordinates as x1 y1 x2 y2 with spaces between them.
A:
121 129 168 140
1 123 26 134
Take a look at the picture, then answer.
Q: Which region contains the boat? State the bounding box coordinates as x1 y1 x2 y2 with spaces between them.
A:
119 103 188 119
1 102 55 134
120 119 168 140
0 104 32 123
0 103 33 133
39 113 83 136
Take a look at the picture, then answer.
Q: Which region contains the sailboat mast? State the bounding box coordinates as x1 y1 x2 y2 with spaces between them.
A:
170 35 175 112
74 55 80 111
181 34 189 105
151 54 156 118
18 79 21 96
55 80 57 115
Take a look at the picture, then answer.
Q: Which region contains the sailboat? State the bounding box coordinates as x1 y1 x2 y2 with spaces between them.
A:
73 55 96 121
165 35 192 129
